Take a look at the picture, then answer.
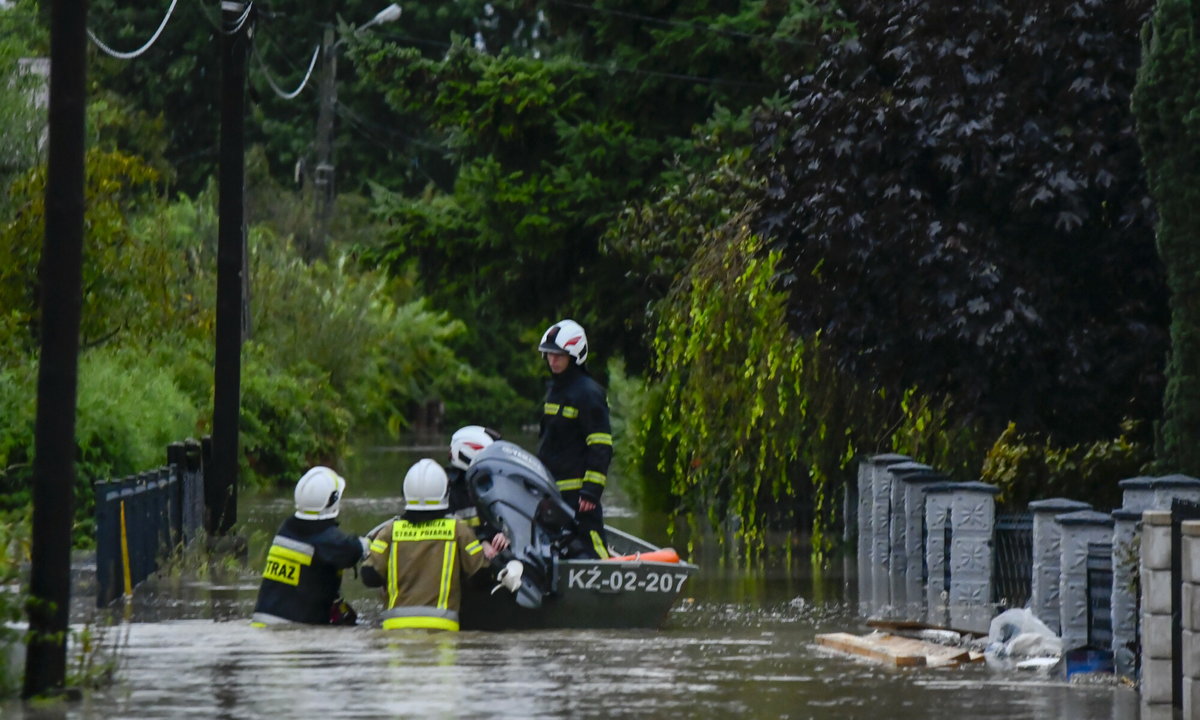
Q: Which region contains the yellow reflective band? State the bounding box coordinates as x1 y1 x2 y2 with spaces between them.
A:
544 403 560 415
556 478 583 491
393 518 456 542
250 622 266 628
369 539 389 554
584 470 607 487
590 531 610 559
268 544 313 566
438 541 454 609
465 540 482 556
263 555 302 586
382 616 460 632
562 406 579 419
586 432 613 446
387 538 401 609
466 516 480 527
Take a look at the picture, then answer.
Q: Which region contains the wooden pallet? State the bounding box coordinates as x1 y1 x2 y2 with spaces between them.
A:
815 631 976 668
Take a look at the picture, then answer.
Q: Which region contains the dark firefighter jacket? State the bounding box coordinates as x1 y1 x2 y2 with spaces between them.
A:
537 364 613 502
251 517 364 625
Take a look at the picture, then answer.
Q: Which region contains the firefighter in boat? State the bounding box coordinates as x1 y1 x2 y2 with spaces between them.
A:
536 318 613 559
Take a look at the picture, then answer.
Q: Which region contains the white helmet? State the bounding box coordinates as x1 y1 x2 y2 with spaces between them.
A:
538 319 588 365
294 466 346 520
449 425 499 470
404 458 449 510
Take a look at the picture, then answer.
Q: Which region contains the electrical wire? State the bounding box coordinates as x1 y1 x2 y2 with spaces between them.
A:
253 41 320 100
222 2 255 35
87 0 179 60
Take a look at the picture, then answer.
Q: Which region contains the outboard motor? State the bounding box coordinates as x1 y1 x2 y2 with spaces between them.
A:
465 441 577 608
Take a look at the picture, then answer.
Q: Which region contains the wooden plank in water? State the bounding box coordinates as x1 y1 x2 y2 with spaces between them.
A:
815 632 926 667
816 632 972 668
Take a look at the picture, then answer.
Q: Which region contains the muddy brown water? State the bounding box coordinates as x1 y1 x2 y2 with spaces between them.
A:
2 444 1140 718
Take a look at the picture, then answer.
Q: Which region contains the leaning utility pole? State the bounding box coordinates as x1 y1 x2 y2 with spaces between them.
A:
311 25 337 261
211 0 251 536
24 0 87 700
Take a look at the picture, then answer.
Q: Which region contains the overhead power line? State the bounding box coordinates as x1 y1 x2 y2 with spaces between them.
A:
222 1 254 35
253 41 320 100
87 0 180 60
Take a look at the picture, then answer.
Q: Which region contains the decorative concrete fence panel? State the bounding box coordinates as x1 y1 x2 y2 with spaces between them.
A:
924 481 998 633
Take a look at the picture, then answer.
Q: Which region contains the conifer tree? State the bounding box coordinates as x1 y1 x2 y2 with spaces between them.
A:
1133 0 1200 474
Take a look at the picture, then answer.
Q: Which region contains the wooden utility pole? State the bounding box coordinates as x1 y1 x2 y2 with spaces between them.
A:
211 0 251 536
311 25 337 260
23 0 87 700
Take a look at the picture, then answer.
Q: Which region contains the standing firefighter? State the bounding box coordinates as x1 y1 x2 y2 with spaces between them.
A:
536 318 613 559
251 466 369 626
362 459 508 631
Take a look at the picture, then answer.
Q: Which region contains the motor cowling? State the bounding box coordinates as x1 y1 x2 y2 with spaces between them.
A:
465 441 577 608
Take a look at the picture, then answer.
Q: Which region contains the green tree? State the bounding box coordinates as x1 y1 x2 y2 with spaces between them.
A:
750 0 1166 445
0 0 47 203
1132 0 1200 475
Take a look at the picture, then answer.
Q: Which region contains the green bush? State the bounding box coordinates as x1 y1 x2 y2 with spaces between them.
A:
0 508 27 699
239 345 352 486
980 420 1150 511
0 348 198 547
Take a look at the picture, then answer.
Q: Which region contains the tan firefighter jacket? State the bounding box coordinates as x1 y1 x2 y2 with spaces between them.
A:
366 516 491 631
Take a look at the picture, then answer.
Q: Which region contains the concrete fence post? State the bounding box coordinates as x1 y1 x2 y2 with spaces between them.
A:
1028 498 1092 634
1056 510 1114 651
1182 520 1200 719
1111 508 1142 680
1153 475 1200 510
1120 476 1156 514
1141 510 1174 708
885 461 933 611
901 469 950 615
924 489 952 616
857 454 909 614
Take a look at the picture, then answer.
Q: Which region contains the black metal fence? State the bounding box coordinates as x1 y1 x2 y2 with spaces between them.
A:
1086 541 1113 648
992 512 1033 609
94 438 208 607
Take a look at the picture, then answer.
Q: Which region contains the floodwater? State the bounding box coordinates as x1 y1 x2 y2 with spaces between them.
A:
3 442 1141 719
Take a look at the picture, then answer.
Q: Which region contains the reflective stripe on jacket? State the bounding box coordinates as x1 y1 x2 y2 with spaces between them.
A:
537 364 612 502
367 517 490 631
251 517 363 625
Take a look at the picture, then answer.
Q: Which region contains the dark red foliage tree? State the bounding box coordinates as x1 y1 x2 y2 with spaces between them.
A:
751 0 1166 442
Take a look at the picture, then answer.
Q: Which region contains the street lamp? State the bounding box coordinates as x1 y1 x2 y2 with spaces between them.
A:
311 3 401 259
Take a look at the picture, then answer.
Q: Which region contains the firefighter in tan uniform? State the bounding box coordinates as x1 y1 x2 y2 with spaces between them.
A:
362 459 510 631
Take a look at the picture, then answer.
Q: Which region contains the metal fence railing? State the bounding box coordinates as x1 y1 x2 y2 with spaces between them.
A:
1086 541 1113 648
992 512 1033 609
94 438 207 607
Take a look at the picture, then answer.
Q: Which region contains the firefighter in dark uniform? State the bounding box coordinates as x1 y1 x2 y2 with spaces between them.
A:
251 466 368 626
536 318 613 559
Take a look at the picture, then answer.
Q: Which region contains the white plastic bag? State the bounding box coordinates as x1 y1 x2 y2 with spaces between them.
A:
985 608 1063 659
